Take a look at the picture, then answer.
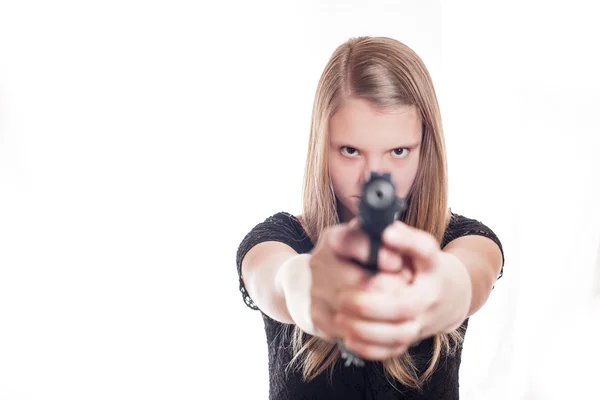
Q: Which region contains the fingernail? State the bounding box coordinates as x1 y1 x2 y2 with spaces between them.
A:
384 226 400 241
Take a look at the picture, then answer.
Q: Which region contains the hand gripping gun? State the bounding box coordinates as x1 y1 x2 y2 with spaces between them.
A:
338 171 408 367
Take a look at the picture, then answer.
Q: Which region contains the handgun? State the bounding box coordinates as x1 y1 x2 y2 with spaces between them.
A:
339 171 408 367
356 171 408 273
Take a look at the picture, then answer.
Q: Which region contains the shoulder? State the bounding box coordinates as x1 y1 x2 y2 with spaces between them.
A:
236 211 311 266
443 210 501 244
243 211 305 237
257 211 306 238
442 209 505 273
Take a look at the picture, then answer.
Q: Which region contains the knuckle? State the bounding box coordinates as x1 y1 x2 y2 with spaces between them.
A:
334 291 346 310
388 333 403 347
362 349 377 361
327 227 344 252
346 265 364 283
347 322 365 340
349 342 371 360
339 295 351 313
374 347 392 361
400 326 419 344
393 345 409 357
353 298 367 317
397 335 412 347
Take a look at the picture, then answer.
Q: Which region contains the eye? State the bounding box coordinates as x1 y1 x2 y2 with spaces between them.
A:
391 148 410 158
341 146 360 157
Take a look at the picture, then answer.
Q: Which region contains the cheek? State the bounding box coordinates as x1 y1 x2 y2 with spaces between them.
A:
329 156 360 196
395 157 420 197
329 160 347 194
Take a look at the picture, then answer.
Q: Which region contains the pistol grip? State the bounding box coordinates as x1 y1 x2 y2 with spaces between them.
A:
364 236 381 273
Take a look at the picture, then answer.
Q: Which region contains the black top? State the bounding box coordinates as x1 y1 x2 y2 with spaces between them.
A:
236 211 505 399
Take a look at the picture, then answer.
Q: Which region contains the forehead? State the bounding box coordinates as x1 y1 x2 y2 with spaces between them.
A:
329 97 422 145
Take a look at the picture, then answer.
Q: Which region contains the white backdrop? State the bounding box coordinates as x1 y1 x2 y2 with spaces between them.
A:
1 1 599 399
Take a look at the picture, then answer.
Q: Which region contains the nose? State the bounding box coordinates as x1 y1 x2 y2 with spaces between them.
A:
360 157 389 184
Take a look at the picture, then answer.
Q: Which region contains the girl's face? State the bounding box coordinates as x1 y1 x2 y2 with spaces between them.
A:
328 97 422 223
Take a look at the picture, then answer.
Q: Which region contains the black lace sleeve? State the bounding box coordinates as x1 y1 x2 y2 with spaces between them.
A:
442 211 505 280
235 212 312 311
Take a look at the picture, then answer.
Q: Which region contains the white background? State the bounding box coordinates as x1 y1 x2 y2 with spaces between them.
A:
1 1 599 399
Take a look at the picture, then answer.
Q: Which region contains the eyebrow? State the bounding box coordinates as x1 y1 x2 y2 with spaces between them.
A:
332 140 422 150
392 141 421 150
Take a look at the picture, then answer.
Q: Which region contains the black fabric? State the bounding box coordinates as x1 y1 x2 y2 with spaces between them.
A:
235 211 505 399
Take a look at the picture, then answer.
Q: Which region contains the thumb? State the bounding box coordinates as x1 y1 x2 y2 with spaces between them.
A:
347 217 361 230
382 222 439 270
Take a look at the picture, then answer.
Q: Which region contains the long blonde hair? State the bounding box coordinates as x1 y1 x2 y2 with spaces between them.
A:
290 36 464 391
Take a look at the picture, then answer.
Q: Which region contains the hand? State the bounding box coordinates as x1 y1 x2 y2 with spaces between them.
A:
307 220 406 340
334 221 472 361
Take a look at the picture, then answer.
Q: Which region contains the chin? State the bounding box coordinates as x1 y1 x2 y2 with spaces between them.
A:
336 197 358 222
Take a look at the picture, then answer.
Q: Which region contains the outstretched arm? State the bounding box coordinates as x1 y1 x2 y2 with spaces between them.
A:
443 235 504 318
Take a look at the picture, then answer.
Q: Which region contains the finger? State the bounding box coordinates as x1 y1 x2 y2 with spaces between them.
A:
330 224 372 265
337 289 419 322
311 251 372 300
360 270 411 292
329 221 406 273
334 224 403 272
382 221 440 268
348 217 360 230
336 314 422 347
376 246 403 273
342 337 409 361
399 264 415 284
310 256 367 299
310 297 345 340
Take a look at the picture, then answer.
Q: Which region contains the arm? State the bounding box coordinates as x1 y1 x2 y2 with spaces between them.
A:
240 241 313 328
442 235 504 317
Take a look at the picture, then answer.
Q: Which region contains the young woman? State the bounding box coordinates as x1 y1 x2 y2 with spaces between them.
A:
236 36 505 399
